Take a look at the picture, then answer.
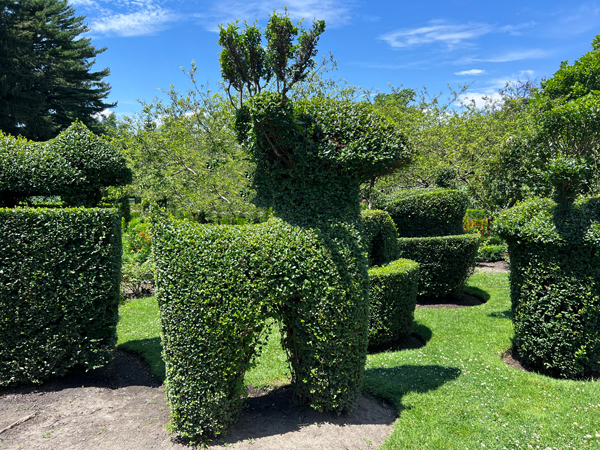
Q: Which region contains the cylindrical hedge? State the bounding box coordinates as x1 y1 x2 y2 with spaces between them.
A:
361 209 400 267
368 258 419 347
495 197 600 378
0 207 122 386
397 234 479 297
373 188 469 237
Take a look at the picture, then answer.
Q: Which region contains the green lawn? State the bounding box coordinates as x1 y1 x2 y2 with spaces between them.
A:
116 272 600 449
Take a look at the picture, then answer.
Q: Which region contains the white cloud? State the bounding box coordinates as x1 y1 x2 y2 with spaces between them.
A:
89 5 179 37
455 69 485 76
380 20 493 50
459 91 503 108
197 0 352 32
484 49 550 63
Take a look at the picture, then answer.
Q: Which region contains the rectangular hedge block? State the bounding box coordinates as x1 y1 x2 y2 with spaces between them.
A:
0 207 122 386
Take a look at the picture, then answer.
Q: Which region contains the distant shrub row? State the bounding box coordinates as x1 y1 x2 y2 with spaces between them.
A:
373 188 469 237
373 189 477 297
361 209 419 346
0 208 122 386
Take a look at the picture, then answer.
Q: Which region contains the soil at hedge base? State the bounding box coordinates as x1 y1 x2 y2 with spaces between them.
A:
0 261 504 449
0 351 397 450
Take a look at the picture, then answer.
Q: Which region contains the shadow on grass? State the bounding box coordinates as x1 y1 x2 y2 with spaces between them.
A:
489 310 512 320
367 321 432 355
363 364 461 415
463 285 491 302
117 337 165 383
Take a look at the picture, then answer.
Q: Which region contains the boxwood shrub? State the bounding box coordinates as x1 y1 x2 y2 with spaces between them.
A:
0 122 131 207
152 216 370 441
397 234 479 297
361 209 400 267
495 197 600 378
368 258 420 347
373 188 469 237
0 207 122 387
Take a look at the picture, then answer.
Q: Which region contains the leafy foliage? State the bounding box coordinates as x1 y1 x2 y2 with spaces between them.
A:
361 209 401 267
0 121 131 207
152 216 370 441
368 258 420 347
374 188 468 237
0 207 122 386
218 12 326 105
112 73 258 221
121 217 153 298
372 84 536 210
151 12 413 442
396 234 479 298
495 197 600 378
0 0 115 140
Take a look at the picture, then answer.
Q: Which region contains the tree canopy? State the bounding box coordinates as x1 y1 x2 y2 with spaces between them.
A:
0 0 115 141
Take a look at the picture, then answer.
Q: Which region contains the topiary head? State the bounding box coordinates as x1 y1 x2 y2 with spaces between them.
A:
237 92 412 222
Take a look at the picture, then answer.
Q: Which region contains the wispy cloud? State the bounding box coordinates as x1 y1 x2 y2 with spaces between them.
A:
484 49 550 62
456 49 550 65
196 0 352 32
455 69 485 76
380 20 493 50
459 70 536 107
89 5 179 37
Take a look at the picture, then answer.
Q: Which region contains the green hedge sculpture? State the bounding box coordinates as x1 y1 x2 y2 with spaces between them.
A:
0 121 132 207
361 209 419 346
153 94 412 441
373 188 469 237
495 197 600 378
0 208 122 386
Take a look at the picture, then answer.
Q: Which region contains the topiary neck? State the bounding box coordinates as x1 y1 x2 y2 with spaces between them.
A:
266 179 361 228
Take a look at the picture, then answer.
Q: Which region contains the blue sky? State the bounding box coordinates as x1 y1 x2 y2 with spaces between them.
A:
72 0 600 117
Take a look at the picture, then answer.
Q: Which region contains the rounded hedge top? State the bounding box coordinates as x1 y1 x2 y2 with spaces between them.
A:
494 196 600 245
373 188 469 237
0 122 132 207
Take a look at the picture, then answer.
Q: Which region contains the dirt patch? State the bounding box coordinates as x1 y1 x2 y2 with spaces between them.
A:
502 348 529 372
476 260 510 273
416 292 485 309
0 352 397 450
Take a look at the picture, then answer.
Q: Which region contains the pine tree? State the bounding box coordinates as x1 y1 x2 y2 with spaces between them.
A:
0 0 115 140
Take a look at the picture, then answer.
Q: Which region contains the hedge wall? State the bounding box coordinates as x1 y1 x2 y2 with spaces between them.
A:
368 258 419 347
495 197 600 378
373 188 469 237
152 216 369 441
361 209 400 267
397 234 479 297
0 208 122 386
0 122 131 207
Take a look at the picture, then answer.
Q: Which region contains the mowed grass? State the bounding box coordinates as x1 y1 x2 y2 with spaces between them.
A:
117 272 600 449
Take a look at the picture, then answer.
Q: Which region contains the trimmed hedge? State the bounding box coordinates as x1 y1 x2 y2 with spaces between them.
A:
368 259 420 347
397 234 479 297
495 197 600 378
152 216 369 440
0 207 122 386
0 122 132 207
361 209 401 267
373 188 469 237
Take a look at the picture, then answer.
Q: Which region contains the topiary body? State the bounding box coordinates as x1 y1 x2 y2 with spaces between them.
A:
153 93 412 441
495 197 600 378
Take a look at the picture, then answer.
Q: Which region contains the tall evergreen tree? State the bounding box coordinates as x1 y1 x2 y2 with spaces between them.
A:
0 0 115 140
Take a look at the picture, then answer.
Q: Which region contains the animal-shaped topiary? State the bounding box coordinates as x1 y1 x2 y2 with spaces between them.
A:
0 121 131 207
152 13 412 442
